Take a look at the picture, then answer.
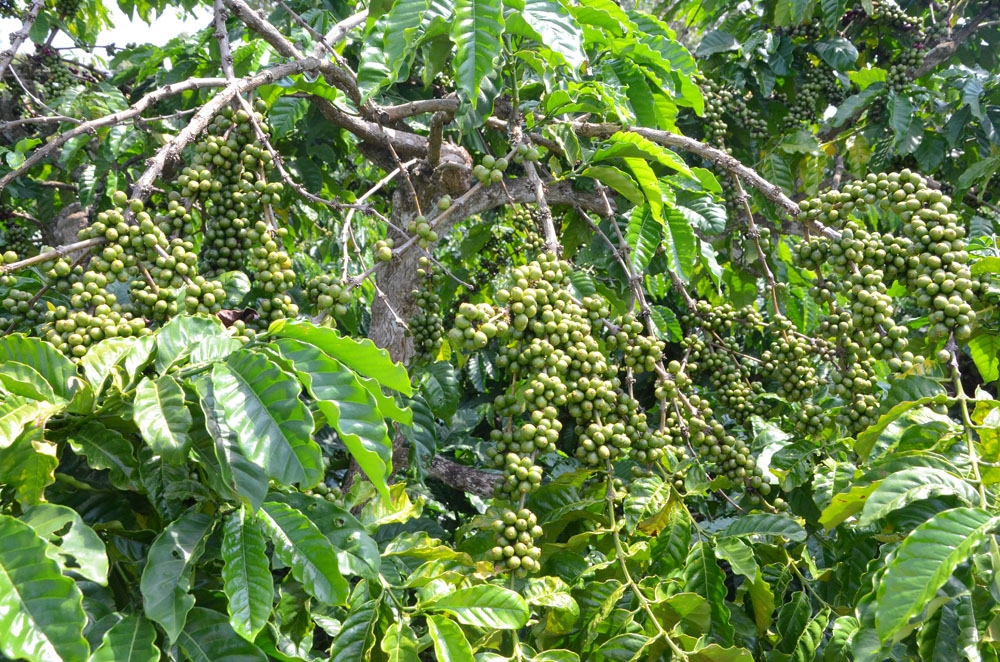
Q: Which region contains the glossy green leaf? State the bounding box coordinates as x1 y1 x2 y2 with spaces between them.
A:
258 501 349 606
534 651 580 662
21 504 108 586
269 320 411 395
90 614 159 662
714 537 756 580
854 394 951 461
140 513 214 643
425 585 530 629
626 204 663 273
824 616 858 661
66 420 139 490
329 598 379 658
197 376 268 511
506 0 586 71
651 507 692 571
0 514 89 662
968 334 1000 383
80 337 137 398
177 607 267 662
0 428 58 507
381 621 420 662
272 338 392 500
819 482 880 529
918 599 961 662
695 30 739 57
524 576 580 633
356 374 412 426
625 158 663 223
876 507 998 641
451 0 504 118
683 541 734 645
0 361 56 401
221 507 273 641
663 204 697 281
426 614 474 662
859 468 979 526
593 632 649 660
154 315 229 373
209 350 322 488
814 36 857 69
133 375 192 464
267 491 380 580
0 333 80 403
718 513 806 541
381 0 429 84
687 644 753 662
582 165 644 205
594 132 692 176
0 395 62 449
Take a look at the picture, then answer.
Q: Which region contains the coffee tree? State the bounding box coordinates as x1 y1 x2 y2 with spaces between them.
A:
1 0 1000 659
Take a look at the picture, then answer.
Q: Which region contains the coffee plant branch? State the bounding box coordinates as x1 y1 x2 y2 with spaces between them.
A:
223 0 362 108
0 0 45 81
213 0 236 81
0 77 230 192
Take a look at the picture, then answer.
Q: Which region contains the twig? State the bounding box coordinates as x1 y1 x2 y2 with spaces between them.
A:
509 119 558 252
316 10 368 55
0 237 104 274
571 122 807 221
420 248 474 291
426 111 448 168
213 0 236 80
223 0 360 106
0 113 81 130
345 176 609 292
383 98 460 123
273 0 333 53
7 65 60 117
731 175 780 313
0 0 45 82
0 77 229 193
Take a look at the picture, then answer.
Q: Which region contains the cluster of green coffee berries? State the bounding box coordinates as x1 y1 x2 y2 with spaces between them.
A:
407 215 438 248
472 154 509 185
683 300 763 336
306 274 351 317
798 170 977 343
687 334 761 423
511 143 541 164
761 322 819 402
52 0 81 18
374 238 394 262
700 78 732 147
450 301 506 350
605 313 665 374
660 360 769 496
0 216 38 258
887 47 922 90
488 508 543 577
868 0 920 31
409 257 444 360
779 18 822 40
785 65 840 127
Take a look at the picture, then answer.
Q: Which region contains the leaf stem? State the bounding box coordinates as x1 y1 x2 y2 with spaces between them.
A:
949 337 988 508
605 464 689 660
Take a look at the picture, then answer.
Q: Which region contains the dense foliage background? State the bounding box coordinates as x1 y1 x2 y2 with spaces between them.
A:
1 0 1000 659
